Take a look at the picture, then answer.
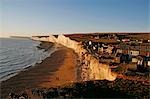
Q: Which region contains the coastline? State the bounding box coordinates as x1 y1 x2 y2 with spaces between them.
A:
1 37 149 98
0 42 77 98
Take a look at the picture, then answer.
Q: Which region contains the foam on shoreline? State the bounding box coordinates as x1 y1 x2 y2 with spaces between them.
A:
0 41 57 82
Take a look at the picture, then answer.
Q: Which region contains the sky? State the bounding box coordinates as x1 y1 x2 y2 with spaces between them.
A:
0 0 149 37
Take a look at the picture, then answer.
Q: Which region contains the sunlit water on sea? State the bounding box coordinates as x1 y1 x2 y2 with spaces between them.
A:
0 38 55 82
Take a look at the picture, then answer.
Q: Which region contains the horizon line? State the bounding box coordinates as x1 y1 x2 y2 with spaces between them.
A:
0 32 149 37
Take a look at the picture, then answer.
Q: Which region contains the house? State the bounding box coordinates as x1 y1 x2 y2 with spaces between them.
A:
132 57 138 63
117 39 121 42
94 36 99 39
143 56 150 67
122 50 128 54
117 49 123 53
122 38 130 42
89 41 92 45
106 45 114 54
102 44 108 47
148 61 150 67
120 54 132 64
99 56 115 63
136 56 150 72
98 47 103 53
129 50 139 56
114 57 120 63
138 40 143 44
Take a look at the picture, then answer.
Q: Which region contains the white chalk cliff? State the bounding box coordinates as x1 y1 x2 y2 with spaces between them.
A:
32 35 117 81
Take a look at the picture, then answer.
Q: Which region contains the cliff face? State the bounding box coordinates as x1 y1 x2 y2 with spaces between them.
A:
32 35 117 81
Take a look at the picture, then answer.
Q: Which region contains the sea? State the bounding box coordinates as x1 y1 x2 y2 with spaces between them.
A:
0 37 54 82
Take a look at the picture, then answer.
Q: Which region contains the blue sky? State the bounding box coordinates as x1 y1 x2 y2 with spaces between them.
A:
1 0 149 37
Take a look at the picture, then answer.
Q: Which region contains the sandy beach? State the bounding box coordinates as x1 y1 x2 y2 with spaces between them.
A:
0 44 77 98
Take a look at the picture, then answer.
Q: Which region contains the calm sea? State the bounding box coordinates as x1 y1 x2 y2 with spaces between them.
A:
0 38 54 82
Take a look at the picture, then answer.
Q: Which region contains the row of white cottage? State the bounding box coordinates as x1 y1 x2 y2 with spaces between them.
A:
86 40 150 67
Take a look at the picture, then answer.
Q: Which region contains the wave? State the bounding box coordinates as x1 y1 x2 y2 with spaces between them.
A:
0 38 57 82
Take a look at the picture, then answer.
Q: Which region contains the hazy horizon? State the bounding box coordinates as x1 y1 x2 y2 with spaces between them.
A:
1 0 149 37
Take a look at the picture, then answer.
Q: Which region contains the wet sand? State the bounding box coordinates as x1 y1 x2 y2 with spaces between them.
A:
0 45 77 98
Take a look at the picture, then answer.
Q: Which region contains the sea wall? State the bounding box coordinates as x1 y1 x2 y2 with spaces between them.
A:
31 35 117 81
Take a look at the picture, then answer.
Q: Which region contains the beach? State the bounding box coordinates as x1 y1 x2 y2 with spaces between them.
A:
1 35 149 99
0 43 77 98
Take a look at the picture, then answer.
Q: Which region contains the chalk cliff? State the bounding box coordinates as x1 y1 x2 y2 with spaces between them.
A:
32 35 117 81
